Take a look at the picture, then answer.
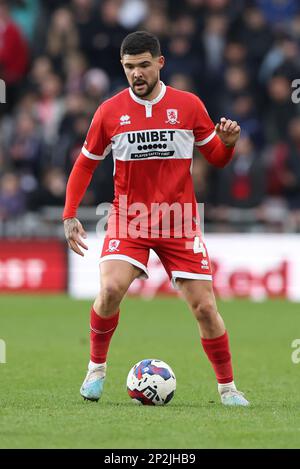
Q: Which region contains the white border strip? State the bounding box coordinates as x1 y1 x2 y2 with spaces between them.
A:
90 325 116 334
129 81 166 106
112 127 194 141
172 271 212 281
171 271 212 290
195 130 216 147
82 144 112 161
99 254 149 279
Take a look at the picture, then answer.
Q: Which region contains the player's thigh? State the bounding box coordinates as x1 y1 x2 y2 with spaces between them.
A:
176 278 217 312
100 259 142 295
156 236 213 294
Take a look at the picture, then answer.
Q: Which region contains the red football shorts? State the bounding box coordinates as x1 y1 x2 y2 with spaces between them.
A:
100 235 212 287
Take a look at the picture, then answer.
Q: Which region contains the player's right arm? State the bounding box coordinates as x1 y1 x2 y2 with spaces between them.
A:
63 105 111 256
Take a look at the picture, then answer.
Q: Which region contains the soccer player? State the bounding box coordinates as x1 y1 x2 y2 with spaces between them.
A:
63 31 249 406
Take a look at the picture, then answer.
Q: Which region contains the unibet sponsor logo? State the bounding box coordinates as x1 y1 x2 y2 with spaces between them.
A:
128 130 175 159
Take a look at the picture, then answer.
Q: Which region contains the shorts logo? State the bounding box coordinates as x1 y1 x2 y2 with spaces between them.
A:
120 115 131 126
165 109 180 125
106 240 120 252
201 259 209 269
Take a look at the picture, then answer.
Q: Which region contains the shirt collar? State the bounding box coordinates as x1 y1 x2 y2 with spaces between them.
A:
129 81 166 106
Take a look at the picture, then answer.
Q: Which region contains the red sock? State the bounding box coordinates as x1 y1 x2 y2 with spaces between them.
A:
90 307 119 364
201 331 233 384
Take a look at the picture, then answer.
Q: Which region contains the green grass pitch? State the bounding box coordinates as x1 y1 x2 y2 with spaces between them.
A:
1 294 300 449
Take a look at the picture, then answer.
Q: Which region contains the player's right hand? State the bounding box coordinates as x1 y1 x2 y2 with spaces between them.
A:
64 217 88 257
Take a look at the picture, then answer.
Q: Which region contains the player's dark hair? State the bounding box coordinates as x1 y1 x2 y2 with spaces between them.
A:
120 31 161 58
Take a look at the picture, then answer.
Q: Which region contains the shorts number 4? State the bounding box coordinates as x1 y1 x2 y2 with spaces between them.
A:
193 236 207 257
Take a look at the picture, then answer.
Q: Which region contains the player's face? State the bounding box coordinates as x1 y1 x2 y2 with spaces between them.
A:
121 52 165 99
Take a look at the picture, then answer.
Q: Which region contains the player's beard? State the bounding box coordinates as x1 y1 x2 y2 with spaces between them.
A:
131 76 159 98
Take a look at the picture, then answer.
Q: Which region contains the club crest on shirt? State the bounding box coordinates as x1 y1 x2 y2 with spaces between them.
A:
165 109 180 125
106 239 120 252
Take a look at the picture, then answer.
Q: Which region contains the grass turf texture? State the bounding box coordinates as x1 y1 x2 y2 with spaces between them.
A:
0 295 300 449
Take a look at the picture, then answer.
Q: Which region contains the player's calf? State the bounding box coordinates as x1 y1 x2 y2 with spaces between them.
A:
193 302 225 338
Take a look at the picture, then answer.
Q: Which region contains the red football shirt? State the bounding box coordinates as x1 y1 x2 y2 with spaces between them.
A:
63 81 234 237
80 82 219 237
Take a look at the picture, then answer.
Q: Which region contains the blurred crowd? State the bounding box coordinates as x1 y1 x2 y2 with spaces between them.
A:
1 0 300 232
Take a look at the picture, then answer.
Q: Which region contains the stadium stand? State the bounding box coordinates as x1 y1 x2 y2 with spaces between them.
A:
1 0 300 236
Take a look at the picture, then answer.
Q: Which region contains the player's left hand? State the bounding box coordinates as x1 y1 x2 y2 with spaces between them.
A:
215 117 241 147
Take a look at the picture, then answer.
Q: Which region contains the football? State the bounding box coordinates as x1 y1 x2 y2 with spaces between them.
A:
126 359 176 405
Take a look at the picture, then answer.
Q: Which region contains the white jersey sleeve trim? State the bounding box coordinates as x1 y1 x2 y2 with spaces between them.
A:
195 130 216 147
82 144 111 160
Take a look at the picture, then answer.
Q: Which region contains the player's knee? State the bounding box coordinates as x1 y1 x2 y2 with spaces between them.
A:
192 300 217 323
99 283 125 310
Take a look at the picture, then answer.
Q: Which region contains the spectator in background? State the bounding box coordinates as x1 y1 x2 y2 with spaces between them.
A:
273 36 300 80
64 51 88 94
203 13 227 75
192 153 211 203
8 112 44 179
259 35 300 83
264 141 289 199
53 111 91 172
14 90 38 116
289 12 300 42
256 0 300 26
172 0 205 19
171 13 198 38
223 41 248 68
79 0 129 84
35 73 65 144
201 13 228 114
218 65 252 118
46 7 79 73
83 68 110 112
29 56 54 90
140 4 170 52
11 0 40 43
230 93 264 149
0 0 29 110
281 117 300 231
56 91 89 139
28 167 67 210
213 134 266 214
118 0 148 30
264 74 298 144
71 0 98 64
0 172 26 220
168 73 196 93
0 148 5 178
164 32 203 86
205 0 230 14
42 0 71 14
50 93 93 174
231 6 273 72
